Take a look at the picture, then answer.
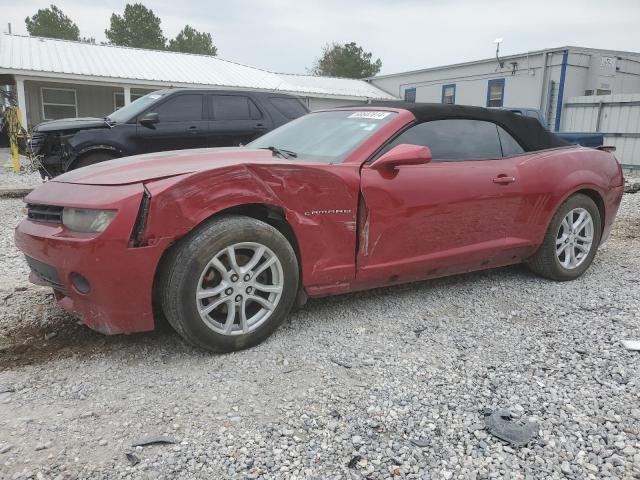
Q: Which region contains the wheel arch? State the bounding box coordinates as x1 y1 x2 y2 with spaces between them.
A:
533 185 607 249
573 188 606 235
199 203 303 264
151 202 304 320
67 145 123 170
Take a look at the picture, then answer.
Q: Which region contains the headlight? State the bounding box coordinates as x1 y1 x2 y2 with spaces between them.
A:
62 208 116 233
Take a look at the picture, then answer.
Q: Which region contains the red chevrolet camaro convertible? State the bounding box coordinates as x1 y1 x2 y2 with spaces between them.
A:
15 103 624 351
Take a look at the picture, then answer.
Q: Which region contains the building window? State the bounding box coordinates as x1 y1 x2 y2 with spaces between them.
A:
41 87 77 120
113 91 146 110
596 89 612 96
486 79 505 107
114 90 154 110
404 87 416 103
584 90 594 96
441 84 456 104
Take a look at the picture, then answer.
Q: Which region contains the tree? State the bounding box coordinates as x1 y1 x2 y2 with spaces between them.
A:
105 3 166 50
311 42 382 78
25 5 80 41
168 25 217 56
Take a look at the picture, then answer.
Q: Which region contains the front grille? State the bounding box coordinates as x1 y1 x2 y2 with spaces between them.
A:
25 255 67 293
27 204 63 224
28 133 47 154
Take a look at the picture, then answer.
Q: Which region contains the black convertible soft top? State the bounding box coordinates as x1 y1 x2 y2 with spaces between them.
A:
365 101 570 152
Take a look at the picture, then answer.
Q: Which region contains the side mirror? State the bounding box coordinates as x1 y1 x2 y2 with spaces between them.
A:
370 144 432 170
139 112 159 127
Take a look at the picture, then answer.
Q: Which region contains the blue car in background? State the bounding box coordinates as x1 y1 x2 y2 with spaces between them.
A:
503 107 604 148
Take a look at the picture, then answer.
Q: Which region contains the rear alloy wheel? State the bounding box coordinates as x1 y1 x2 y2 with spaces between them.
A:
527 193 601 281
160 216 299 352
555 208 594 269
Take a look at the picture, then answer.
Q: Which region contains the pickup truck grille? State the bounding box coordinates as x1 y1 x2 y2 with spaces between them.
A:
27 204 63 224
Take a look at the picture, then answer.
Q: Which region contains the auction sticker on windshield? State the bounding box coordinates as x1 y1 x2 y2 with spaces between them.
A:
347 111 392 120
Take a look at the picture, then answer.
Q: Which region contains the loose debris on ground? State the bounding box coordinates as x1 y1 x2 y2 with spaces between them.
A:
0 189 638 479
483 409 538 447
621 339 640 351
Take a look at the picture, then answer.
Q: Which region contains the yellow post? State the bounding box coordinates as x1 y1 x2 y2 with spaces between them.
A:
7 107 22 172
10 137 20 173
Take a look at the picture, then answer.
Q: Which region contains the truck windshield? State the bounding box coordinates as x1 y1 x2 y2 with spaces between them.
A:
247 110 397 163
106 92 167 123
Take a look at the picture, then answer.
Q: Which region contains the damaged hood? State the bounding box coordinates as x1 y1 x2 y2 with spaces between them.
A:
34 117 110 133
53 147 281 185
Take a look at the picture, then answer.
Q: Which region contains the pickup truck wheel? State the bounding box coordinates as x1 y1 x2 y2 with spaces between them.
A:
160 216 299 352
527 193 601 281
74 151 117 169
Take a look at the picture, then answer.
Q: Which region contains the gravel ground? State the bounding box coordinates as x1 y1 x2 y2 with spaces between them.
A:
0 149 43 189
0 192 638 480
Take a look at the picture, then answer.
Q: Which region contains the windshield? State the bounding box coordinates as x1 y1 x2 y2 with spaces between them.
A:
106 92 167 123
247 110 397 163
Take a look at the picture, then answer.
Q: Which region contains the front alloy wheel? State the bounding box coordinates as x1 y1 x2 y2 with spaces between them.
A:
160 216 299 352
196 242 284 336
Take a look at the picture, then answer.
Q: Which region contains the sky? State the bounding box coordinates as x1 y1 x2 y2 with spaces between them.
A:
2 0 639 75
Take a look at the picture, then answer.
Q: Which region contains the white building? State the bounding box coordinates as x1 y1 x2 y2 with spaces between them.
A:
0 34 396 129
370 46 640 132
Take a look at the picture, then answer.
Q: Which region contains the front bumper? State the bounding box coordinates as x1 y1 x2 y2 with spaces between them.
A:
14 181 170 334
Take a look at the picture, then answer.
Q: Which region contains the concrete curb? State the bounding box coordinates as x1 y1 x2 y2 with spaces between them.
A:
0 187 35 199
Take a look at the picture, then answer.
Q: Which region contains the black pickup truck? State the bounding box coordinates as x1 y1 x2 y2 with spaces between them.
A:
28 89 309 178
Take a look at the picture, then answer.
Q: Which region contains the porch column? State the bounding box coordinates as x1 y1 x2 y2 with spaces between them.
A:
123 86 132 106
15 77 28 129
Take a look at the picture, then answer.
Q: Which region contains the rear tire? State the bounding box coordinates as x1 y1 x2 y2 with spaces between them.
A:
527 193 601 281
159 216 299 352
73 151 117 170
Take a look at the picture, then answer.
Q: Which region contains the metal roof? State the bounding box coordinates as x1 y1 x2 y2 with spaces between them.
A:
370 45 640 80
0 34 396 100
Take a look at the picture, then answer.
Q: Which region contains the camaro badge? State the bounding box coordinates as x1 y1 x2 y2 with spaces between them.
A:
304 209 352 216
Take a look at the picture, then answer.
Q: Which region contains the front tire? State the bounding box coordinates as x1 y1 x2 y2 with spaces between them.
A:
527 193 602 281
159 216 299 352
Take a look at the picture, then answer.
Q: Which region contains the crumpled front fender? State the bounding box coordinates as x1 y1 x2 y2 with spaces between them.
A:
143 162 362 288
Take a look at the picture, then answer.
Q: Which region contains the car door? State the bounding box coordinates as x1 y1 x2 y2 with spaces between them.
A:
138 93 208 153
357 119 525 283
208 94 271 147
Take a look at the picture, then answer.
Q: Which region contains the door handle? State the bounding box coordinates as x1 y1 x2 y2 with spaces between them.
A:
493 175 516 184
187 126 198 135
254 124 267 131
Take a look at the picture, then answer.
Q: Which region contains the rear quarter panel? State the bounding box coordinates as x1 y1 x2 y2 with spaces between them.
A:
512 146 623 247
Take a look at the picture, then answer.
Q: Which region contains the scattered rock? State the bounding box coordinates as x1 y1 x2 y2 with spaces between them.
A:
0 444 13 454
43 332 57 341
409 437 431 448
347 455 361 468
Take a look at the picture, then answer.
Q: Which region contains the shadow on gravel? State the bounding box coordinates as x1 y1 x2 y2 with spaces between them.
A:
1 266 531 371
0 311 183 371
